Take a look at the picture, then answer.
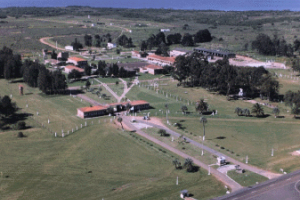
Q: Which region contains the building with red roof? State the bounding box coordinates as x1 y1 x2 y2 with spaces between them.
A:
67 57 88 67
77 100 150 119
65 65 85 74
147 54 175 66
145 64 164 75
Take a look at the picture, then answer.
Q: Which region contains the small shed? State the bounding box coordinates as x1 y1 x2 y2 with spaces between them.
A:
217 156 226 166
180 190 189 199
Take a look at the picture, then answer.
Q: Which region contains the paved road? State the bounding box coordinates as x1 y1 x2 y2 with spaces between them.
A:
212 169 300 200
135 120 281 180
122 116 243 192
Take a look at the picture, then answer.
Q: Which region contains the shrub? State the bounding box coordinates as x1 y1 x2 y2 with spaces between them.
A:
16 121 26 130
220 147 225 149
17 132 24 138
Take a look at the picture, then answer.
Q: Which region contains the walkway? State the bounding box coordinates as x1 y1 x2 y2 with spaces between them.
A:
134 119 281 180
76 94 103 106
93 79 119 101
122 116 243 192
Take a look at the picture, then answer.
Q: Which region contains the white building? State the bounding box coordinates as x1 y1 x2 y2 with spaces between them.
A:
107 43 117 49
161 29 170 32
65 46 74 51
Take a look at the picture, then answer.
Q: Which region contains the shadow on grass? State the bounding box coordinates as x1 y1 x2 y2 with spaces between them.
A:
215 136 226 140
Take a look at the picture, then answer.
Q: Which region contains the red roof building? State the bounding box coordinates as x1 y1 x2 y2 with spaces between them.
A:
147 54 175 66
65 65 84 74
77 100 150 119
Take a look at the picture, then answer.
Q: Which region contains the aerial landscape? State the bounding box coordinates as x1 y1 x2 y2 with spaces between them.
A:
1 1 300 199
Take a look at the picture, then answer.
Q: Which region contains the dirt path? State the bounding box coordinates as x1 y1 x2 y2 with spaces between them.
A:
122 116 243 192
39 35 84 52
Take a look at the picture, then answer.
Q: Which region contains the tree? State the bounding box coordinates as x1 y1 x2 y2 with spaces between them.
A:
158 129 167 137
242 108 250 117
184 158 194 172
85 80 91 90
0 95 17 117
195 99 208 114
252 34 275 55
117 117 123 130
68 69 82 80
252 103 264 117
194 29 212 43
272 107 280 118
84 34 92 47
125 103 132 113
155 43 169 57
172 158 181 169
181 33 194 46
84 66 91 76
294 39 300 52
51 50 57 59
182 24 189 30
200 117 207 141
71 38 83 51
181 105 188 115
111 63 119 77
38 66 51 94
234 107 242 116
260 74 279 101
106 106 114 115
16 121 26 130
140 40 147 51
94 34 101 47
97 60 106 77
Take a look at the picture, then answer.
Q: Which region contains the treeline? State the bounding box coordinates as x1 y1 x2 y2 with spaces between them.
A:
140 29 212 52
285 90 300 116
83 33 112 47
173 52 280 100
251 34 294 56
0 46 23 79
23 60 67 94
2 7 299 27
117 35 134 48
97 61 135 78
0 46 67 94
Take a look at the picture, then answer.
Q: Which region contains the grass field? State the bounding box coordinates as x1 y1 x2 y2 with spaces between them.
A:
0 124 226 200
227 170 269 187
125 79 300 173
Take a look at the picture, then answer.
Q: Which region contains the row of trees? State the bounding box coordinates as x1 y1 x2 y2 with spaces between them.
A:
116 35 134 48
251 34 294 57
285 90 300 116
97 61 135 78
0 46 22 79
173 53 280 100
83 33 112 47
140 29 212 51
23 60 67 94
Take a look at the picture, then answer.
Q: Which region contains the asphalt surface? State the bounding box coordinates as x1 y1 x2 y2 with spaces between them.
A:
212 169 300 200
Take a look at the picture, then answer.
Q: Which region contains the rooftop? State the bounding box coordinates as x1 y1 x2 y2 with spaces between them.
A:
194 48 235 56
68 57 87 62
65 65 84 72
147 54 176 63
78 105 108 112
145 64 163 70
78 100 149 113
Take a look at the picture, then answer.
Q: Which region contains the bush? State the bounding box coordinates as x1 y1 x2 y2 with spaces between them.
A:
16 121 26 130
17 132 24 138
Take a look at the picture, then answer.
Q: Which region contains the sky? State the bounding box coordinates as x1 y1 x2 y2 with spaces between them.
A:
0 0 300 11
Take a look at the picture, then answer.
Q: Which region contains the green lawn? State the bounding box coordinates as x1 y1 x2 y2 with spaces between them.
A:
227 170 268 187
125 80 300 173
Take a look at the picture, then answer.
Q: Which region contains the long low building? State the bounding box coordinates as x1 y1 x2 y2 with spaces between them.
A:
194 48 236 58
77 100 150 119
147 54 176 66
65 65 84 74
